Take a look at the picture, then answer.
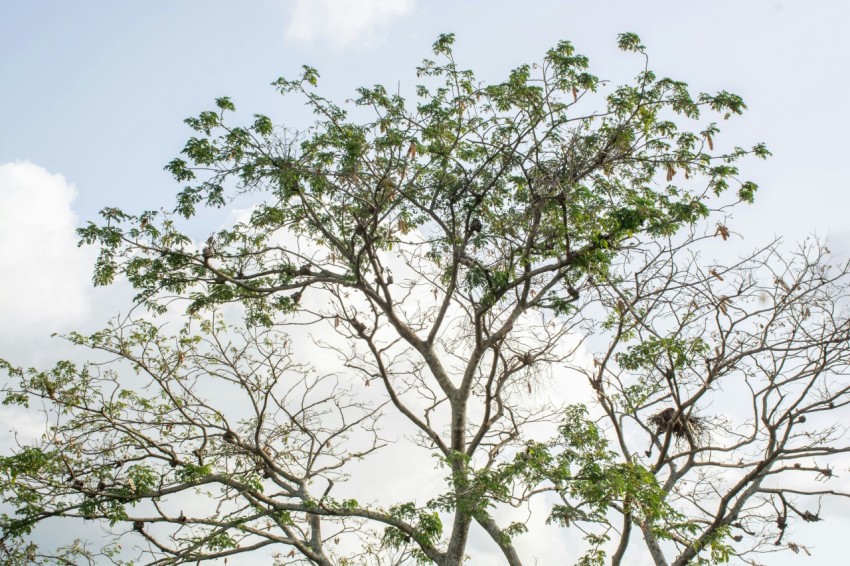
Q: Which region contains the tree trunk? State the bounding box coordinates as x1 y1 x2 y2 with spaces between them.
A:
443 510 472 566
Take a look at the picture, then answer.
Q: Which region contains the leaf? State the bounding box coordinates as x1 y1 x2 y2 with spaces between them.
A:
617 32 644 52
709 269 723 281
215 97 236 112
718 296 730 315
334 315 340 328
775 277 792 293
398 217 409 234
715 224 730 240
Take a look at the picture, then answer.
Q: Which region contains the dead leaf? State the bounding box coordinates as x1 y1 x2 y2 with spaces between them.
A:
572 86 578 102
334 315 340 328
715 224 730 241
709 269 724 281
398 217 408 234
666 163 676 182
775 277 791 293
718 296 730 315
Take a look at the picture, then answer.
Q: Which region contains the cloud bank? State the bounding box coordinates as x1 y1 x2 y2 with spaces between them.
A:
0 161 92 335
284 0 414 49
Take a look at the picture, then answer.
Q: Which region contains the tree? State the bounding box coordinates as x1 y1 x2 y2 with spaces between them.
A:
2 33 849 566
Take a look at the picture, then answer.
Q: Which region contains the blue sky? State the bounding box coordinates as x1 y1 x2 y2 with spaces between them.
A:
4 0 849 226
2 1 850 564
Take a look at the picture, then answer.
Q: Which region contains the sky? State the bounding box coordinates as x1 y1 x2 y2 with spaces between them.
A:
1 0 850 564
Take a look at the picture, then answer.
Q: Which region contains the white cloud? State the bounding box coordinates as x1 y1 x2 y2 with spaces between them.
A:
0 161 92 335
284 0 414 49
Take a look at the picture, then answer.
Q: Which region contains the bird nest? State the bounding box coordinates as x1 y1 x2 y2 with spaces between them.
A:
649 407 707 442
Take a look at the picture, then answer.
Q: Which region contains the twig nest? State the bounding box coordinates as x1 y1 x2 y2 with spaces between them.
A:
649 407 705 441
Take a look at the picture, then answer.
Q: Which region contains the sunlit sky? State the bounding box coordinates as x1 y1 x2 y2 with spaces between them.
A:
1 1 849 564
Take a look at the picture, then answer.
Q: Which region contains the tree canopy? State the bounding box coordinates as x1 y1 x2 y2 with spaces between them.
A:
3 33 850 566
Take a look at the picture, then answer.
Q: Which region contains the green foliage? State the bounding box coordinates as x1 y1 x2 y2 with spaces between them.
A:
125 465 158 496
383 502 442 563
617 32 645 52
616 336 709 371
688 524 734 565
72 31 764 327
205 531 237 551
543 407 672 527
575 533 609 566
502 521 529 544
